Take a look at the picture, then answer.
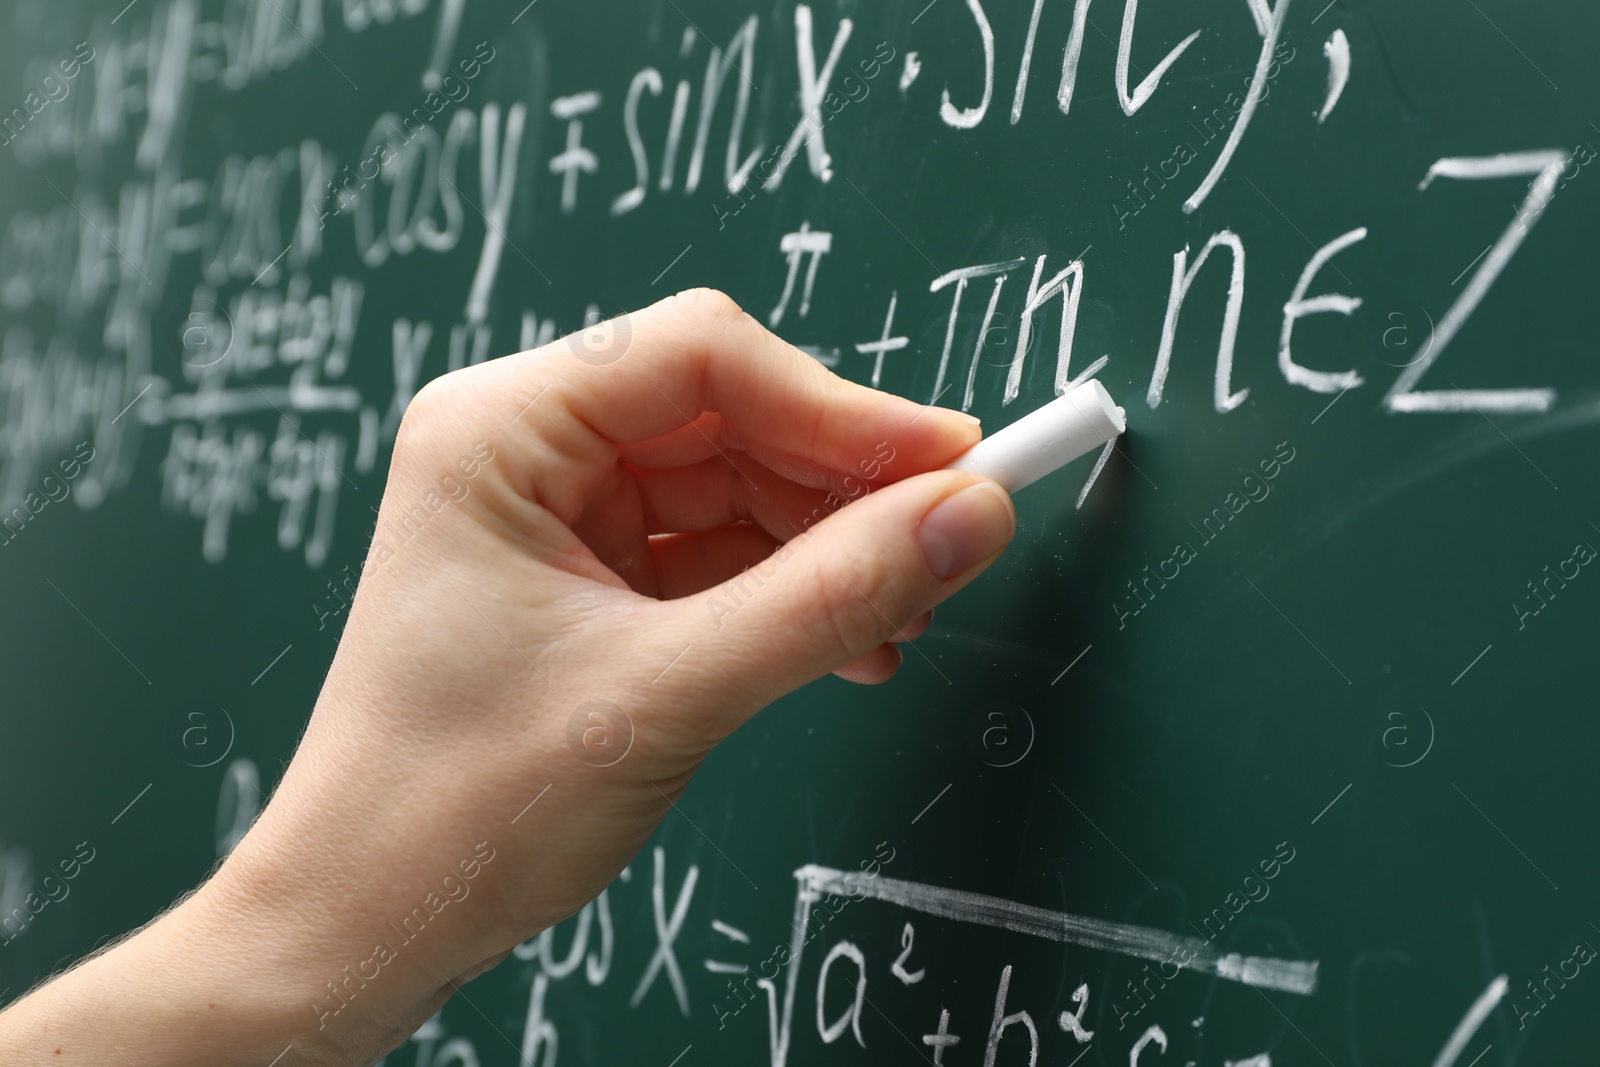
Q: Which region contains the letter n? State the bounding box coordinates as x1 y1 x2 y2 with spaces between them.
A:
1007 255 1087 405
1147 231 1248 413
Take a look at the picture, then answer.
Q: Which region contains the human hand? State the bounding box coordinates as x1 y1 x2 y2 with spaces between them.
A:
0 289 1016 1065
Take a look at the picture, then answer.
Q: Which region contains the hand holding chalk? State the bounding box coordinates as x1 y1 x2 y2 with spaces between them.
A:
943 378 1126 492
0 289 1024 1065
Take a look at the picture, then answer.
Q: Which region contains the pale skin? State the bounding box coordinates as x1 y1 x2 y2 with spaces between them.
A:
0 289 1016 1065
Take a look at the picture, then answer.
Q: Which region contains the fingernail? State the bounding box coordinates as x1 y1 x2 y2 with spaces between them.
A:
918 481 1015 581
948 410 982 427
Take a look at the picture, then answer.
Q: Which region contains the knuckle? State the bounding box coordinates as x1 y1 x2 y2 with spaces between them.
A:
396 372 475 461
809 552 890 661
397 375 452 438
673 287 747 328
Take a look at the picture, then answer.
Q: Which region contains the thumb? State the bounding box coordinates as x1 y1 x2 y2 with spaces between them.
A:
667 470 1016 714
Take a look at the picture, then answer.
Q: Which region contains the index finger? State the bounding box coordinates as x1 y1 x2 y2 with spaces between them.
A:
505 288 983 476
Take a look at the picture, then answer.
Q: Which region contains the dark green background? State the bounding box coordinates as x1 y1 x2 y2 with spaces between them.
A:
1 0 1597 1062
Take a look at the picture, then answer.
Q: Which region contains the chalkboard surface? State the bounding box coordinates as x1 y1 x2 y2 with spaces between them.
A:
3 0 1599 1063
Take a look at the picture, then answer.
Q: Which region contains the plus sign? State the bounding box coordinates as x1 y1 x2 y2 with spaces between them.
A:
921 1007 962 1065
854 291 909 389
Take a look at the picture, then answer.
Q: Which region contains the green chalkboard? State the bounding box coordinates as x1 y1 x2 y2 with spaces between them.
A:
2 0 1598 1063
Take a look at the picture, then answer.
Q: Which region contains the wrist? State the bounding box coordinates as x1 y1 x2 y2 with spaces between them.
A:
201 813 458 1064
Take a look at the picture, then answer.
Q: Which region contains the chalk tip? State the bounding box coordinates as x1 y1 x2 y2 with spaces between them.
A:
1080 378 1127 436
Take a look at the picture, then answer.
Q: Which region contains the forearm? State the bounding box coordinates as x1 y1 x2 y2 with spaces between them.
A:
0 673 560 1066
0 860 446 1066
0 878 326 1064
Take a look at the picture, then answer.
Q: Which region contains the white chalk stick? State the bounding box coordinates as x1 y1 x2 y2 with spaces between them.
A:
943 379 1126 493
